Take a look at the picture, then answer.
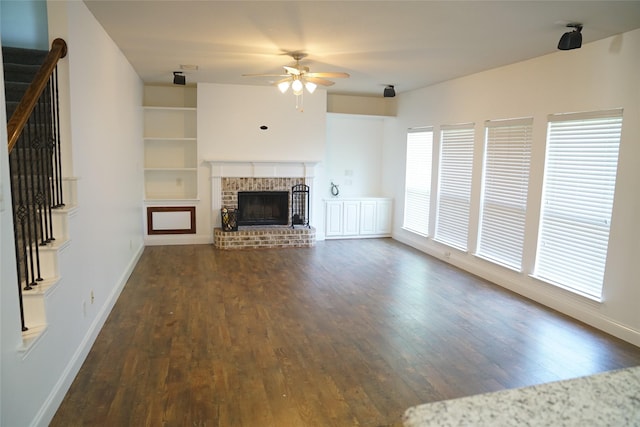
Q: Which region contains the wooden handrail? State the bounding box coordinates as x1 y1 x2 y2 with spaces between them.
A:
6 38 67 153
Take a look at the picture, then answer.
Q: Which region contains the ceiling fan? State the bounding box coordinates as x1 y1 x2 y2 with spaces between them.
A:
243 52 350 98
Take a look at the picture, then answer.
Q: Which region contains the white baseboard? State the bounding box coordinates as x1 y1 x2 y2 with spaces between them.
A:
392 233 640 347
144 234 212 246
32 244 144 427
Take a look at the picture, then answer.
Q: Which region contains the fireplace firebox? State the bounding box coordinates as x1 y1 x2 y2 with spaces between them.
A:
237 191 289 226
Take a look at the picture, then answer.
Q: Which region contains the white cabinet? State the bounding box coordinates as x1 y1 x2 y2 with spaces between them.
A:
343 200 361 235
359 200 377 235
325 201 343 237
374 198 392 235
324 198 392 239
143 87 197 201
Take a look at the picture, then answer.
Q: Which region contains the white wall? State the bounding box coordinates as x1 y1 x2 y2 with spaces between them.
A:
0 29 16 427
0 0 49 49
384 29 640 346
198 83 326 162
198 83 327 237
0 2 145 425
325 114 386 199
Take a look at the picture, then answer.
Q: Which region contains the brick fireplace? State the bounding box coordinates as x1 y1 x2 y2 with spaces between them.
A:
207 161 317 249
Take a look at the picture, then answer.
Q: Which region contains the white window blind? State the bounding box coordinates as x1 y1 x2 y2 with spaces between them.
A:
534 109 623 300
435 123 475 250
403 129 433 235
477 118 532 270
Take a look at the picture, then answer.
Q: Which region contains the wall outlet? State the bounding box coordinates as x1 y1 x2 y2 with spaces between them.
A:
90 290 95 304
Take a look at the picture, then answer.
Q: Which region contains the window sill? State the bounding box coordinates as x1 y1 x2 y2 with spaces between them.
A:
529 274 603 304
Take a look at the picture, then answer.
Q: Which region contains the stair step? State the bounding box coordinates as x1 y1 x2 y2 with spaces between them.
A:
2 46 48 66
4 46 49 123
5 101 18 120
21 276 60 334
4 81 30 103
3 63 41 83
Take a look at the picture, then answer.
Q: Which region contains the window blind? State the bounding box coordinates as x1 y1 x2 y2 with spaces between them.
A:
477 118 532 270
403 129 433 235
534 109 623 300
435 124 475 250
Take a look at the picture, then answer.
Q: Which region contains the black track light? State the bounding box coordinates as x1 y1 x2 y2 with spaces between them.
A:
173 71 186 85
558 23 583 50
383 85 396 98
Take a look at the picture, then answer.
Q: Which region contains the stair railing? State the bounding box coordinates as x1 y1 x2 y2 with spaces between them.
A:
6 38 67 332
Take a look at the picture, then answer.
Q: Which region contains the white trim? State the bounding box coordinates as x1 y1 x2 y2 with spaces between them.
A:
31 244 144 427
391 233 640 347
144 234 212 246
206 160 319 229
206 160 318 179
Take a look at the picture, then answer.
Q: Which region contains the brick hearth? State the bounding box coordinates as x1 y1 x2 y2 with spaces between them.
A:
214 226 315 249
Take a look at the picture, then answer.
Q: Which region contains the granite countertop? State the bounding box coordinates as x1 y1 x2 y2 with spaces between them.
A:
403 366 640 427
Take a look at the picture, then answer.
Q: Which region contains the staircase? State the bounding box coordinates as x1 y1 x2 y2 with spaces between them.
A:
3 46 47 118
3 42 75 345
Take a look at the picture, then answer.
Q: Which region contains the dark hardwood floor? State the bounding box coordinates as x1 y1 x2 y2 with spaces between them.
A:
51 238 640 426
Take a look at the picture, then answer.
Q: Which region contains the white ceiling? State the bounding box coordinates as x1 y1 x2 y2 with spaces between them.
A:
83 0 640 97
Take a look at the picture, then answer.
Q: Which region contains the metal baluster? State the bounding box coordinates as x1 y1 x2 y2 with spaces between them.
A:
52 68 65 208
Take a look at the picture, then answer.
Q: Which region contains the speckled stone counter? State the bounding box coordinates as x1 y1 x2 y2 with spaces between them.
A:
403 366 640 426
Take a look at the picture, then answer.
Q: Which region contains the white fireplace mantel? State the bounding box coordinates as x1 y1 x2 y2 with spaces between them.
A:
206 160 319 228
206 160 318 179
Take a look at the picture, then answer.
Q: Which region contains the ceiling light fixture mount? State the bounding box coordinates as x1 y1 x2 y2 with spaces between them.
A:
558 23 583 50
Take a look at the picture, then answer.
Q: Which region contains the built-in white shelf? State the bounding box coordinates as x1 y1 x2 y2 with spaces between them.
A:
143 87 197 203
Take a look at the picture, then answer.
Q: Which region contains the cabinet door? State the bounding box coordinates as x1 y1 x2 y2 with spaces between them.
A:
325 201 343 236
376 199 392 234
359 200 377 235
343 201 361 236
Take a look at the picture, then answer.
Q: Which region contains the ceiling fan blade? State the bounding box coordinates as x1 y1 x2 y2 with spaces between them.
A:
306 72 350 79
305 77 335 86
242 73 289 77
283 66 301 76
274 77 292 84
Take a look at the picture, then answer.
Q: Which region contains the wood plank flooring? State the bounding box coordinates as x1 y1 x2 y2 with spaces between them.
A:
51 239 640 426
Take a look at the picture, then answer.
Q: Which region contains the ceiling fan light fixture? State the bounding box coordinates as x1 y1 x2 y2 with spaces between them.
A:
243 52 350 110
278 81 290 93
305 81 317 94
292 79 304 95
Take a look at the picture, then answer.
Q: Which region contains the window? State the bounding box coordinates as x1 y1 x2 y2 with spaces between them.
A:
435 123 475 250
477 118 532 270
403 128 433 235
534 109 623 300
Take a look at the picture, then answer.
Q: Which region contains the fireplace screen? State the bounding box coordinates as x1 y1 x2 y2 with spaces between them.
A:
237 191 289 226
291 184 310 228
